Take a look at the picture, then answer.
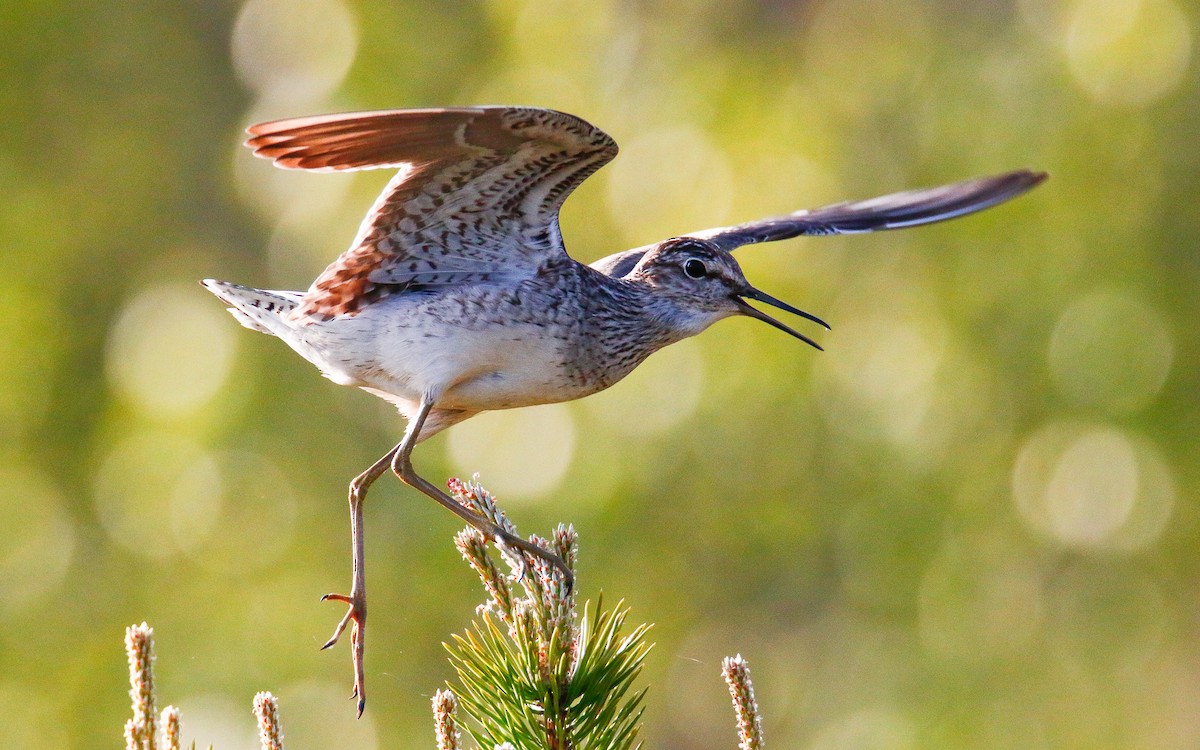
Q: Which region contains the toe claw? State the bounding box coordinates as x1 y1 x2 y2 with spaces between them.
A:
319 591 368 716
322 597 358 650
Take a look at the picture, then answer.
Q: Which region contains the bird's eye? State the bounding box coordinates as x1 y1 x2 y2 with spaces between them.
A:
684 258 707 279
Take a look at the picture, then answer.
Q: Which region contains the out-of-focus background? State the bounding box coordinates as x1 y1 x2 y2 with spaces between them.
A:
2 0 1198 747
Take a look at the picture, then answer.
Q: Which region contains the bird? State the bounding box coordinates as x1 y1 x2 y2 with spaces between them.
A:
202 106 1046 715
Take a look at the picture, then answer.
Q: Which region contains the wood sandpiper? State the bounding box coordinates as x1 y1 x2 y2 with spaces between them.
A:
202 106 1046 713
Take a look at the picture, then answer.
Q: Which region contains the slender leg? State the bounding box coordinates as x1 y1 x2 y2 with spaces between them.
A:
319 442 402 718
322 397 574 718
392 398 575 589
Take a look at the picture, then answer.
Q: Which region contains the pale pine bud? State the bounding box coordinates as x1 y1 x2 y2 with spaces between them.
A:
448 476 516 535
253 691 285 750
432 689 460 750
161 706 181 750
455 528 513 619
552 524 578 572
124 718 140 750
722 654 764 750
124 623 157 750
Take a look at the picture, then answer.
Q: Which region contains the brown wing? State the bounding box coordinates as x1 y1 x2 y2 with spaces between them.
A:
245 107 618 318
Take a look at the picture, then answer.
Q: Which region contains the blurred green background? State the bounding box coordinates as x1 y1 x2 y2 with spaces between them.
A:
2 0 1198 747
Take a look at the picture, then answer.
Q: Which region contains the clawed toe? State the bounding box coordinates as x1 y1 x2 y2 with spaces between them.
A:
321 591 367 716
496 533 574 592
320 593 360 650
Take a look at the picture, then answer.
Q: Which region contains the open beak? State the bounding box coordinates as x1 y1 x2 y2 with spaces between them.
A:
733 288 829 351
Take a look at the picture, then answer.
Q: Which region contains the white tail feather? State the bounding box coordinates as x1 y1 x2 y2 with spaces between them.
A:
200 279 302 338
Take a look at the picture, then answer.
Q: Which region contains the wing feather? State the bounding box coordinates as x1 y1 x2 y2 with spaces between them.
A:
690 169 1046 250
589 170 1047 277
245 107 617 317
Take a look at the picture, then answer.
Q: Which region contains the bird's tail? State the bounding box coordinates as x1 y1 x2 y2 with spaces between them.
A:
200 279 303 337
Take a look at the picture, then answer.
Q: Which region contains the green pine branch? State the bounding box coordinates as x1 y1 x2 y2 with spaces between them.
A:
442 477 652 750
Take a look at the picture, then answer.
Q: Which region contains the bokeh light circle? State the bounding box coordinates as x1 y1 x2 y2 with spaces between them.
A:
0 467 76 620
1048 289 1173 413
1013 422 1175 552
447 403 576 502
189 451 299 573
814 308 947 450
605 126 734 247
1065 0 1192 108
95 435 297 565
231 0 359 102
95 430 213 558
107 284 237 420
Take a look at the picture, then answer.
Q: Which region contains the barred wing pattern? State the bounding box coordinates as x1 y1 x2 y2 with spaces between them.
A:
246 107 618 317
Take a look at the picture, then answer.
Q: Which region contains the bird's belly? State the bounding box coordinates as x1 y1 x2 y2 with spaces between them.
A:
370 324 593 412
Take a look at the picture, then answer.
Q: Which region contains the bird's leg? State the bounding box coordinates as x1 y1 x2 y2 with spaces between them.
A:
320 442 402 718
320 399 574 717
393 398 575 592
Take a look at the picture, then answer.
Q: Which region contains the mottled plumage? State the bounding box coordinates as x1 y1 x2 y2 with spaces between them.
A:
202 105 1046 715
243 108 616 317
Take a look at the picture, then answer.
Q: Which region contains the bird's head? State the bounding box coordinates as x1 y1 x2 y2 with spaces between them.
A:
629 237 828 349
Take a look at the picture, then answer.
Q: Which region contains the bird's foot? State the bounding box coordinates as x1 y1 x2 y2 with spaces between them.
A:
492 536 534 581
321 591 367 717
496 531 574 593
550 554 575 594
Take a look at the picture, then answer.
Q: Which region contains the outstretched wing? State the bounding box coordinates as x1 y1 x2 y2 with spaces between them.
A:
692 169 1046 250
590 169 1046 277
246 107 618 317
